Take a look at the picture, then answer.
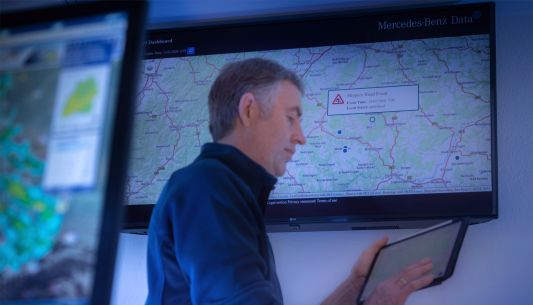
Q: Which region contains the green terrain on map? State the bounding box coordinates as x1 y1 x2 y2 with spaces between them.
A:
62 78 97 117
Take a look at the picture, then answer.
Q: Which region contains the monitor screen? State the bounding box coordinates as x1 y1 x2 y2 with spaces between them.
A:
123 2 497 232
1 2 146 304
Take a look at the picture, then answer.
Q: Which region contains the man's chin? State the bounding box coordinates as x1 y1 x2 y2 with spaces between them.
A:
273 166 287 177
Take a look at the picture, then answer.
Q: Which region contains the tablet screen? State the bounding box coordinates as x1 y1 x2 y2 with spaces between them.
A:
358 220 467 304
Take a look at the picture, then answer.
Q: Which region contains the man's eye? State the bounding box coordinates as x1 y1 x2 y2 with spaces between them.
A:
287 116 295 124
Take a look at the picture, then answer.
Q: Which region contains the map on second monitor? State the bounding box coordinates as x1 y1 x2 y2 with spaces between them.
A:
125 34 492 205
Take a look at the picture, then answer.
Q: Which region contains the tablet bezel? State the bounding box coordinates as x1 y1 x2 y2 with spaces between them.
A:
357 218 469 305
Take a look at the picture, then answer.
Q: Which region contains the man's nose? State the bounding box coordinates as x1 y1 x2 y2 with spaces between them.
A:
293 122 306 145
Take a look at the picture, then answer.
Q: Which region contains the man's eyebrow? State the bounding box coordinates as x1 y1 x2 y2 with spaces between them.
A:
288 106 302 117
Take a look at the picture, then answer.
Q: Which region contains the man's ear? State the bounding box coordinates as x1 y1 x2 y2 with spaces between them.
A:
237 92 257 127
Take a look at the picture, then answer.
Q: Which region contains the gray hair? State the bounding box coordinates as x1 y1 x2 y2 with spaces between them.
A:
208 57 303 142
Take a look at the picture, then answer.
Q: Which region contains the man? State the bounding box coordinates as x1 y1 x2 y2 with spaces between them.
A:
145 58 433 305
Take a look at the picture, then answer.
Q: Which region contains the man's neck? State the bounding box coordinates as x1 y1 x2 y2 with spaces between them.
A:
217 134 242 154
217 131 266 174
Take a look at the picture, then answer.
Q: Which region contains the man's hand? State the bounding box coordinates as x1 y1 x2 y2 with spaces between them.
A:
321 237 433 305
321 237 389 305
363 258 434 305
348 236 389 292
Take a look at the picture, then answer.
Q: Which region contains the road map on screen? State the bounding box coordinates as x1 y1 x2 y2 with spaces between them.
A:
125 34 491 206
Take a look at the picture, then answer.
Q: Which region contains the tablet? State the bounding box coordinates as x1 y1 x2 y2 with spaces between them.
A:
357 219 469 304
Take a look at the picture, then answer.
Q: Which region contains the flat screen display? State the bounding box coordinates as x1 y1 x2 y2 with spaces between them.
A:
123 2 497 232
0 2 145 304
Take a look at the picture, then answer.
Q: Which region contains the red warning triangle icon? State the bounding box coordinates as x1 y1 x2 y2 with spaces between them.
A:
332 94 345 105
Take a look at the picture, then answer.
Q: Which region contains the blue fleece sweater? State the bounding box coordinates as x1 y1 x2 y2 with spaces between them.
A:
145 143 283 305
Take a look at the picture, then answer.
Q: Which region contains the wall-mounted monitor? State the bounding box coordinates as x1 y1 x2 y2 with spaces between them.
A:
123 2 497 233
1 1 146 304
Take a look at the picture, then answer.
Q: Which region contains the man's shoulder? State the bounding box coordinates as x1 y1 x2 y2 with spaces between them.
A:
155 156 254 219
153 158 234 211
166 157 242 193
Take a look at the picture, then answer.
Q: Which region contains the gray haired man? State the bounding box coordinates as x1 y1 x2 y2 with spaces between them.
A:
145 58 433 305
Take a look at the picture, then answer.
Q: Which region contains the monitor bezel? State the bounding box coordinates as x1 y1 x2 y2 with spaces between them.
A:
123 2 497 234
1 1 146 304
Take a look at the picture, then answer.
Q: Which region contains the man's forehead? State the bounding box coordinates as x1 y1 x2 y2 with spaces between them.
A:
287 105 302 117
278 81 303 112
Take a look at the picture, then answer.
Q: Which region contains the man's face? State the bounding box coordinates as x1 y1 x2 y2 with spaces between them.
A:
251 81 306 177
